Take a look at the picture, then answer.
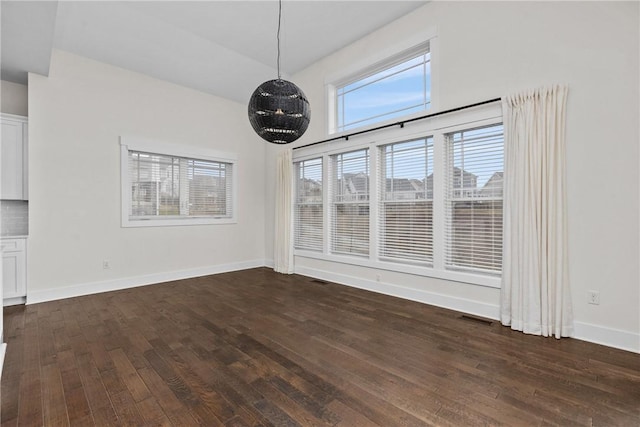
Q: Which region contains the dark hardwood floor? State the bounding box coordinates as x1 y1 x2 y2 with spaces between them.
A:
2 267 639 426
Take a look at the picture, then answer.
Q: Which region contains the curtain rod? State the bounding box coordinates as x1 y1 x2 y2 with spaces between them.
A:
292 97 502 150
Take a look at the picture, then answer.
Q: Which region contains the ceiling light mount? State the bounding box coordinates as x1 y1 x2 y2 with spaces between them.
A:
248 0 310 144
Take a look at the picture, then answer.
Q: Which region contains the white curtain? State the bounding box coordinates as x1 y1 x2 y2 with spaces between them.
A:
500 85 573 338
274 148 294 274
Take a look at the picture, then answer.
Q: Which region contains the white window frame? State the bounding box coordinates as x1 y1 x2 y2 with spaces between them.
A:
293 102 502 288
325 29 439 137
120 136 238 227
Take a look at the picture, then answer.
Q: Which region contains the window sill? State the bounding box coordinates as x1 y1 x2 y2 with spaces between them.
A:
122 217 237 228
294 249 501 289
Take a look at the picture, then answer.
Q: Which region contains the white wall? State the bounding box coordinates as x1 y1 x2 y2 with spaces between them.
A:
27 50 266 301
0 80 28 116
265 1 640 352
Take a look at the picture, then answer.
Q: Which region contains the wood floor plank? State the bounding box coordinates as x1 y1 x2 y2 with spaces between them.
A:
134 397 168 425
250 377 331 426
59 368 92 424
143 348 226 426
108 348 152 403
74 353 118 424
2 267 639 426
171 345 276 427
107 389 145 426
136 367 200 426
148 338 239 424
15 309 43 427
326 399 383 427
41 363 70 426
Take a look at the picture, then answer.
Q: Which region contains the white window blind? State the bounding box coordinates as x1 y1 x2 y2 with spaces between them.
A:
379 138 434 265
128 151 233 221
294 158 323 251
444 124 504 274
331 149 370 256
293 102 503 286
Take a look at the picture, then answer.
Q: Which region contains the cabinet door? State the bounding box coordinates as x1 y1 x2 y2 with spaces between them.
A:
1 119 25 199
2 250 26 299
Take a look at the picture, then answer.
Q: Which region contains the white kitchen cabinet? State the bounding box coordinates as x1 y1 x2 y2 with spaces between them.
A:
1 114 28 200
2 238 26 306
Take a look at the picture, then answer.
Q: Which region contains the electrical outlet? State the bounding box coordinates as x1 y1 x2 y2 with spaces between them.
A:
376 274 381 282
103 260 111 270
588 290 600 305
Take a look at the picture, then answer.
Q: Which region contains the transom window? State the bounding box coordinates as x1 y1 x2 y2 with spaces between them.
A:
334 43 431 133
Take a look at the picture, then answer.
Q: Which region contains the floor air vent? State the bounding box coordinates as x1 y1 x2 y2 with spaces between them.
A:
459 315 493 326
310 279 329 285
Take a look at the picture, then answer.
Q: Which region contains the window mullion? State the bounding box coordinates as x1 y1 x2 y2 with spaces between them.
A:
323 154 331 255
179 158 189 216
432 132 446 271
369 146 379 262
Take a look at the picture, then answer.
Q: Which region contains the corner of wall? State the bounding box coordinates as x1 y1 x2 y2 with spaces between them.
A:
0 80 28 116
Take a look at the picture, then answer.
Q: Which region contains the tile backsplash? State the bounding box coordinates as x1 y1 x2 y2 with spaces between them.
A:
1 200 28 236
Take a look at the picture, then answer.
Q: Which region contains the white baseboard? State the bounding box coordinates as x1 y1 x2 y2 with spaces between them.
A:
294 265 640 354
0 343 6 376
27 259 268 305
3 296 26 307
294 265 501 320
573 321 639 354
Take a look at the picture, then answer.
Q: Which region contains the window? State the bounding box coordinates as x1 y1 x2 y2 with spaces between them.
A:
294 158 323 251
331 149 370 256
379 138 433 265
293 105 504 287
121 138 236 227
444 125 504 275
334 43 431 133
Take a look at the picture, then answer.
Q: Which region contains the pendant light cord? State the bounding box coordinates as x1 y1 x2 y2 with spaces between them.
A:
277 0 282 79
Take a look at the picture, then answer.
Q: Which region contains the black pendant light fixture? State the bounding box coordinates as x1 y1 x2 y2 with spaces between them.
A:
248 0 310 144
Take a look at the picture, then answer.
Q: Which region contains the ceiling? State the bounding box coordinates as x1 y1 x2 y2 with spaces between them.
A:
1 1 427 104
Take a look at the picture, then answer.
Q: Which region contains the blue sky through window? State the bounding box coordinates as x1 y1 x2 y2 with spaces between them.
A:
337 52 431 132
